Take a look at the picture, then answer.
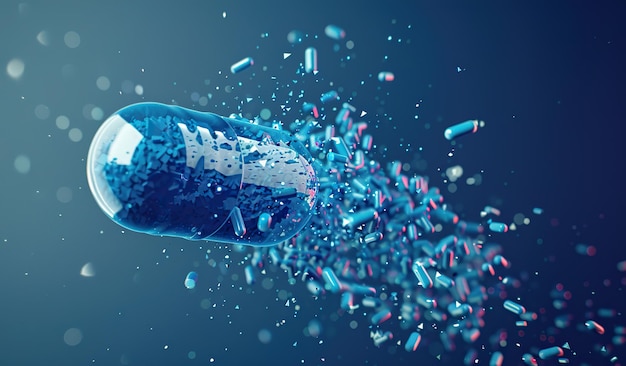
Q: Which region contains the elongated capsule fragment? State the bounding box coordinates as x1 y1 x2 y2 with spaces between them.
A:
538 346 564 360
322 267 341 293
444 120 479 140
305 47 318 73
503 299 526 315
231 207 246 237
244 265 255 285
371 309 392 325
230 57 254 74
184 271 198 289
404 332 421 352
320 90 339 104
412 262 433 288
585 320 605 334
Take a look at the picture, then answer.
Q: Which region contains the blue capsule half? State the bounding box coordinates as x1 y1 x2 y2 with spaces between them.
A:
87 102 318 246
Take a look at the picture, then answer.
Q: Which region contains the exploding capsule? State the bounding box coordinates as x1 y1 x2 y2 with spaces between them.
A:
184 271 198 289
230 57 254 74
87 103 318 246
444 120 479 140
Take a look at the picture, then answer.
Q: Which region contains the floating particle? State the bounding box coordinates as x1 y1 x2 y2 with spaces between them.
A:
230 57 254 74
80 262 96 277
532 207 543 215
14 155 31 174
324 24 346 40
184 271 198 289
36 30 50 46
287 30 304 44
304 47 317 73
377 71 395 82
63 328 83 346
6 58 25 79
444 120 479 140
64 31 81 48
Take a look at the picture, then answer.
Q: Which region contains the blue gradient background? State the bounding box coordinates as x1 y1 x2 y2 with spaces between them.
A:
1 1 625 365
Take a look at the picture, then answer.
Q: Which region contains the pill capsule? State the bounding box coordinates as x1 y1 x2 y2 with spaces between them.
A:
230 57 254 74
444 120 479 140
256 212 272 232
324 24 346 40
489 351 504 366
412 261 433 288
522 353 538 366
184 271 198 289
340 292 354 310
322 267 341 293
538 346 564 360
585 319 605 334
86 103 318 247
503 299 526 315
377 71 395 82
244 265 255 285
304 47 317 73
371 309 392 325
404 332 421 352
489 222 508 233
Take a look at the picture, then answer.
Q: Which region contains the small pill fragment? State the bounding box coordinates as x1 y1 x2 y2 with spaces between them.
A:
371 309 392 325
322 267 341 293
324 24 346 40
230 57 254 74
585 319 605 334
503 299 526 315
320 90 339 104
244 265 255 285
538 346 564 360
305 47 317 73
489 222 508 233
184 271 198 289
489 351 504 366
444 120 479 140
257 212 272 232
231 207 246 237
404 332 421 352
377 71 394 82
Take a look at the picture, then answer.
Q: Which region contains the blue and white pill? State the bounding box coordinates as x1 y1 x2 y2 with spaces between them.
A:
230 57 254 74
489 222 508 233
184 271 198 289
404 332 421 352
257 212 272 233
444 120 479 140
324 24 346 40
305 47 318 73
